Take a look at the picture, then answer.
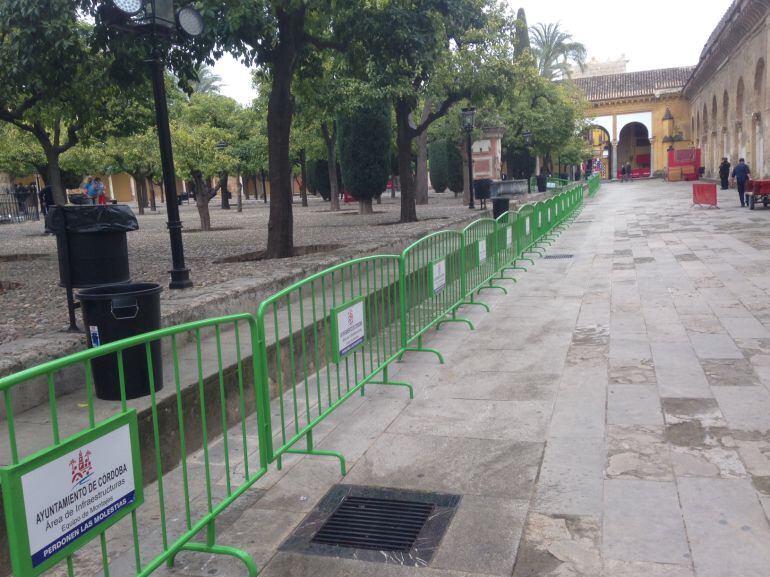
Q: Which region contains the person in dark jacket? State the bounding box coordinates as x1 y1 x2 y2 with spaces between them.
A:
732 158 752 207
719 157 731 190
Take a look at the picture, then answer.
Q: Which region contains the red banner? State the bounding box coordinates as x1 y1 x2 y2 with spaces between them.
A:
692 183 717 207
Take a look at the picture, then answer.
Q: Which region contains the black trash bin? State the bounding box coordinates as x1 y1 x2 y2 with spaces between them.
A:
77 283 163 400
492 197 510 219
46 205 138 288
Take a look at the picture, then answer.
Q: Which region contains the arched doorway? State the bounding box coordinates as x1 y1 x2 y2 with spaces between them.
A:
586 125 612 179
617 122 651 179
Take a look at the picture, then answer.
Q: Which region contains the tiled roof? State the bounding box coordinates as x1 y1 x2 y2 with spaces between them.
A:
572 67 695 102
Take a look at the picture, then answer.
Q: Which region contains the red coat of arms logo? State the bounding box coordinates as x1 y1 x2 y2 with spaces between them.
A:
70 450 94 485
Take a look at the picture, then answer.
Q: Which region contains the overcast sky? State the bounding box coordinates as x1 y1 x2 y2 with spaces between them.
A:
213 0 731 106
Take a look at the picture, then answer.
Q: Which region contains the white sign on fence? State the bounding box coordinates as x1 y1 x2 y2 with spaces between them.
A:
21 421 137 569
334 299 366 360
506 227 512 248
432 259 446 294
478 240 487 264
525 217 530 236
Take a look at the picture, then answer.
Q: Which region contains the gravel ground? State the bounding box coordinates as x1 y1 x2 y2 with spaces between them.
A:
0 191 496 345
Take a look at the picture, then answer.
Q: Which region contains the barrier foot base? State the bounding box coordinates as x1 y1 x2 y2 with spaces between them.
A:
523 250 544 257
436 311 475 331
286 447 347 476
401 346 445 364
174 543 258 577
368 379 414 399
478 283 507 295
515 258 535 266
497 272 517 283
460 298 491 312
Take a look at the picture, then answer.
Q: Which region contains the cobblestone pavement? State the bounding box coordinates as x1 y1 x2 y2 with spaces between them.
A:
38 178 770 577
0 192 478 345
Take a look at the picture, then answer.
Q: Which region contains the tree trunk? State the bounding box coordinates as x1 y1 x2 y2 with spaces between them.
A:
299 149 308 207
243 177 250 200
219 171 230 209
395 98 417 223
148 178 157 211
236 171 243 212
192 170 211 231
376 195 381 204
44 147 66 206
414 99 431 205
136 177 146 215
322 121 340 211
359 198 373 214
265 10 303 259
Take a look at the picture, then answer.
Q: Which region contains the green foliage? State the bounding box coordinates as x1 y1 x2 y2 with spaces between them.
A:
337 100 391 203
447 142 464 193
0 125 44 176
428 140 449 193
308 159 331 200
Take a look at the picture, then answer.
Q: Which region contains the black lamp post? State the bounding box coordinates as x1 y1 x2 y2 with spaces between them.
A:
523 130 533 194
461 107 476 209
102 0 203 290
215 141 231 210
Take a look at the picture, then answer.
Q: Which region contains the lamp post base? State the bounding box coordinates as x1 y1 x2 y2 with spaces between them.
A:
169 268 193 290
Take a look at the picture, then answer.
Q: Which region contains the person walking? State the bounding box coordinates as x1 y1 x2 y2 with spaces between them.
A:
94 177 107 205
731 158 752 207
82 176 97 205
625 161 633 182
719 157 731 190
620 163 626 182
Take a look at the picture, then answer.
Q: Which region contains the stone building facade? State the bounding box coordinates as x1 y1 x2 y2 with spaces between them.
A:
684 0 770 179
574 0 770 181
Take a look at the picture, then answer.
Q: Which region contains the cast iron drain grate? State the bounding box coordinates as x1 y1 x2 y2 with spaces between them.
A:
543 254 574 260
311 496 433 551
281 484 461 566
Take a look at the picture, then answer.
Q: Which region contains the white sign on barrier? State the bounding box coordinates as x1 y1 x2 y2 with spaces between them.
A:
525 217 530 236
548 208 551 221
333 298 366 361
506 227 512 248
17 416 139 570
432 259 446 294
538 213 542 227
478 240 487 264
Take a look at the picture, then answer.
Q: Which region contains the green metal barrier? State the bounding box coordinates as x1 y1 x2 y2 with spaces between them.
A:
516 204 543 261
495 210 525 281
400 230 472 363
588 174 601 197
0 314 268 577
461 218 506 312
256 255 412 477
0 198 590 577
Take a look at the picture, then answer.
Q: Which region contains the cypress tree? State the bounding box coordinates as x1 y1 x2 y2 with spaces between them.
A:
447 142 465 194
429 140 449 193
338 100 392 214
514 8 531 60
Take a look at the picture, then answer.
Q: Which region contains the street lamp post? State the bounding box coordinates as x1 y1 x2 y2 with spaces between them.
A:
523 130 533 194
461 107 477 209
215 141 231 210
102 0 203 290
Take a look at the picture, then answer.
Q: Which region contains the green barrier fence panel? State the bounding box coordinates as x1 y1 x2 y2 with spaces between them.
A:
461 219 506 312
516 204 544 259
0 314 268 577
400 230 472 363
533 201 553 247
495 211 527 280
256 255 412 476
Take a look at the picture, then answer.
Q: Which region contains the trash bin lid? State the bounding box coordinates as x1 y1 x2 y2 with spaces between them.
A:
77 282 162 301
45 205 139 234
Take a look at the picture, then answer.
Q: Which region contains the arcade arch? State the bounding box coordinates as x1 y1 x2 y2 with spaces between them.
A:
617 122 652 178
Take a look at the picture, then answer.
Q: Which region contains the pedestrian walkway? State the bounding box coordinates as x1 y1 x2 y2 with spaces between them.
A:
45 180 770 577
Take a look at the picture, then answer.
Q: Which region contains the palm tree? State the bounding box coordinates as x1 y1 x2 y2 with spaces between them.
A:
530 22 587 81
189 65 223 95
